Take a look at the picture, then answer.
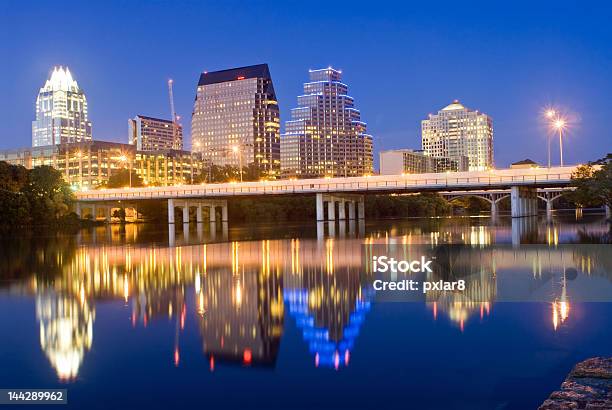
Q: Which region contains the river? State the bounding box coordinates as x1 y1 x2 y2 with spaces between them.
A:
0 213 610 409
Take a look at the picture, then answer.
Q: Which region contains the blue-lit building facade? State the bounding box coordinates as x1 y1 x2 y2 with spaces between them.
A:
281 68 373 178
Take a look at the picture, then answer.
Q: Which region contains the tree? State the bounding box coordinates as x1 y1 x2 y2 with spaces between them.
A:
569 159 612 209
23 166 74 224
0 161 28 192
105 169 144 188
195 163 262 183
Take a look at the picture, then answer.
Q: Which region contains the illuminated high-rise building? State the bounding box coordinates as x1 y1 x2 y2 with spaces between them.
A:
191 64 280 178
32 66 92 147
281 67 373 179
128 115 183 151
421 100 494 171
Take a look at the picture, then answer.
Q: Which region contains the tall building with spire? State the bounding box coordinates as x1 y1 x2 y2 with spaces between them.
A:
32 66 92 147
280 67 373 179
421 100 493 171
191 64 280 178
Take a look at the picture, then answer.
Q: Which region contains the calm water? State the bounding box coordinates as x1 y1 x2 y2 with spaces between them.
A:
0 214 610 410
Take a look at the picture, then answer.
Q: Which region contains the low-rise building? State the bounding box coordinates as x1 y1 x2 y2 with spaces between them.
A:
379 149 469 175
510 159 539 169
0 141 206 189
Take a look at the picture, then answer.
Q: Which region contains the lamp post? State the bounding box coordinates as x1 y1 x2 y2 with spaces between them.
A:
545 109 555 168
232 145 243 182
553 118 566 167
120 154 131 188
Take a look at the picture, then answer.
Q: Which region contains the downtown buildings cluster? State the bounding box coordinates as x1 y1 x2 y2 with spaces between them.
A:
0 64 494 189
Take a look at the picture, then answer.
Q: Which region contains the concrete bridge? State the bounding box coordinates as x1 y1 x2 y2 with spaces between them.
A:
74 165 579 223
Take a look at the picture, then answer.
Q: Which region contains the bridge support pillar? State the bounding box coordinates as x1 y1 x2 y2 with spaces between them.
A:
316 194 364 221
546 200 553 219
357 198 365 220
168 199 175 224
221 203 228 222
511 186 538 218
196 206 203 223
316 193 324 221
348 201 355 220
606 205 611 219
490 201 497 218
168 199 226 225
101 205 111 223
327 200 335 221
75 202 82 218
182 204 190 223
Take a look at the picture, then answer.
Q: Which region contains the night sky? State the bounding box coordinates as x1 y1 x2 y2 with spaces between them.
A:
1 0 611 168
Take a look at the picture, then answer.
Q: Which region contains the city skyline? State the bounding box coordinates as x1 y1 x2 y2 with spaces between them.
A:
1 1 611 168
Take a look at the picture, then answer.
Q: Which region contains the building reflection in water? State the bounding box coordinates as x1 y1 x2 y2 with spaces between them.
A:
198 240 284 369
35 290 94 381
4 219 607 379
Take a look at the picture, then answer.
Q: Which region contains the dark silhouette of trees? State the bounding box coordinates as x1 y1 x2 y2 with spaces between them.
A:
0 162 75 227
569 156 611 209
105 169 144 188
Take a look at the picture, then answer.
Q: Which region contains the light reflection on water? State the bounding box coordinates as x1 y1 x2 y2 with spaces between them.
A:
0 214 610 409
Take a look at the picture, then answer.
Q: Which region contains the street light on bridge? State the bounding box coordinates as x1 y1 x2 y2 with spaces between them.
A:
543 107 569 167
545 109 556 168
552 117 567 167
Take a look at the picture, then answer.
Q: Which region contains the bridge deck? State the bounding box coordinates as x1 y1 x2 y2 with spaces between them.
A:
75 166 577 202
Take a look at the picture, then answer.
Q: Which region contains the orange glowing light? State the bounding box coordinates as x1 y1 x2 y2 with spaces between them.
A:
237 76 245 80
243 349 252 365
209 356 215 372
174 348 180 367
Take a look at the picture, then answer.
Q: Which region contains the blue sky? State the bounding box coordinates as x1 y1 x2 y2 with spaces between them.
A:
1 0 610 167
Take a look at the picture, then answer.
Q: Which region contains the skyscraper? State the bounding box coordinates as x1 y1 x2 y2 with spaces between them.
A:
128 115 183 151
191 64 280 178
281 67 373 178
32 66 92 147
421 100 493 171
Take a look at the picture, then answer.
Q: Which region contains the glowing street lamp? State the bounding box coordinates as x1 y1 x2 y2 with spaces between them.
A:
119 154 131 187
544 109 556 168
232 145 243 182
552 117 567 167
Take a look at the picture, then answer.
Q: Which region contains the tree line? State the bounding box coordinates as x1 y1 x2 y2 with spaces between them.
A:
1 156 609 228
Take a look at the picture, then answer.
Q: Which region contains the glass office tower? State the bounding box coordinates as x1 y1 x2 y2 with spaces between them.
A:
281 67 373 178
191 64 280 178
32 66 92 147
421 100 494 171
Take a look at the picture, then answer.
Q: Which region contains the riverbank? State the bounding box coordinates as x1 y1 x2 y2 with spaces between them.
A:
539 357 611 409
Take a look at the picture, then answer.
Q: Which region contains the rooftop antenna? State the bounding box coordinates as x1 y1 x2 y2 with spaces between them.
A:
167 79 180 149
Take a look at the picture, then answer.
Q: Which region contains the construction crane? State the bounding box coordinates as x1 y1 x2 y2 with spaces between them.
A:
167 79 180 149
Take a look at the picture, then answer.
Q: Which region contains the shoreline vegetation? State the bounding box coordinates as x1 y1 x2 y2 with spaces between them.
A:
0 157 610 229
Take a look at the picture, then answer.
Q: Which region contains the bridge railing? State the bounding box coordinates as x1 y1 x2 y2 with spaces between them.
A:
75 170 575 201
